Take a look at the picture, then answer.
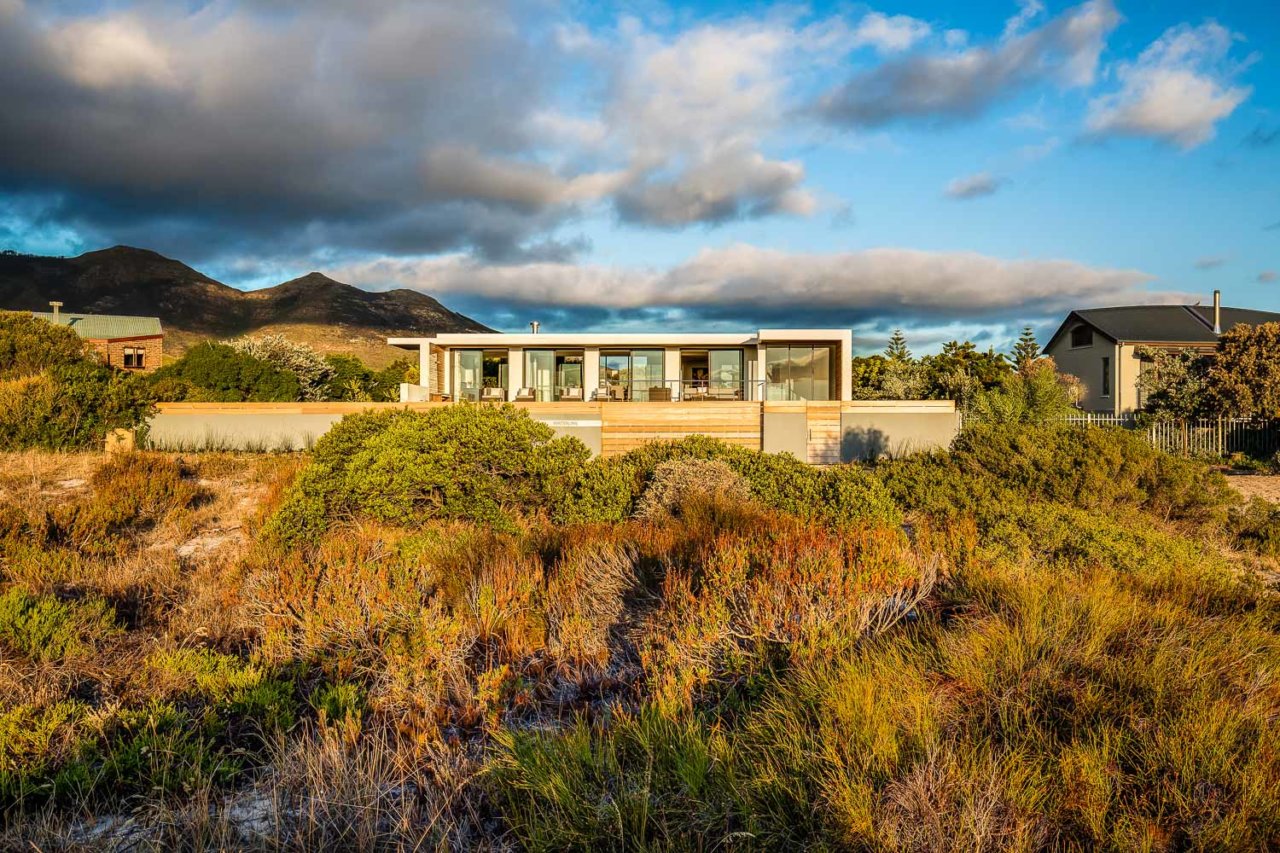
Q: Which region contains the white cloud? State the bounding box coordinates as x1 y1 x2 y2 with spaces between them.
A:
818 0 1119 127
48 15 178 90
850 12 931 54
334 244 1169 327
944 172 1003 200
1086 21 1252 149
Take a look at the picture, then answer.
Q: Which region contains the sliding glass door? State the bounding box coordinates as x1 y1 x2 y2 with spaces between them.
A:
524 350 555 401
599 349 665 400
453 349 508 400
764 345 833 400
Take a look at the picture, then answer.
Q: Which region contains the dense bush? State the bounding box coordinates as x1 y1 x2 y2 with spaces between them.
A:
226 334 333 401
964 358 1078 425
635 458 753 520
322 355 410 402
880 423 1235 527
149 342 301 402
560 435 902 529
267 405 592 542
0 312 89 380
0 361 153 451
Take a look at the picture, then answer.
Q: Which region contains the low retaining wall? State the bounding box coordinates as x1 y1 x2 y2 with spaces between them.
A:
147 400 959 461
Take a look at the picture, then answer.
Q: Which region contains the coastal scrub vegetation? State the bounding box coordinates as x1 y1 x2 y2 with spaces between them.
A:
2 404 1279 850
0 312 153 451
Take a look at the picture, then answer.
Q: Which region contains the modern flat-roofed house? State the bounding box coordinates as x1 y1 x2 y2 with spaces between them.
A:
389 328 854 403
30 305 164 373
1044 291 1280 415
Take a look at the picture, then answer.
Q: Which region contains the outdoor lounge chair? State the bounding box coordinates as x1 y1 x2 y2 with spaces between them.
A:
480 387 506 402
560 386 584 401
648 387 672 402
513 387 538 402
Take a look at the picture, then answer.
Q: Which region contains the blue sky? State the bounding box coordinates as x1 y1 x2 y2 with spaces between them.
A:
0 0 1276 352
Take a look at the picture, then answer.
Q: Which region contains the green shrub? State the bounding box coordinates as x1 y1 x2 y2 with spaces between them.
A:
267 405 593 543
0 312 89 379
0 588 120 663
311 682 367 725
1231 498 1280 558
635 458 754 520
566 436 902 528
0 360 153 451
149 342 302 402
881 424 1236 528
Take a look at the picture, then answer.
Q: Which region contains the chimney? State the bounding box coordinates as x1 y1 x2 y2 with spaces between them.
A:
49 301 63 323
1213 290 1221 334
529 321 540 334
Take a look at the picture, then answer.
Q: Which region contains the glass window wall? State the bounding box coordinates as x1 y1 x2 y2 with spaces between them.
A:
600 349 666 400
524 350 585 400
453 349 508 400
764 345 834 401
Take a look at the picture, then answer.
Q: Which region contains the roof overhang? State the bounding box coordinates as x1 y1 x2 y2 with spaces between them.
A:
387 329 852 349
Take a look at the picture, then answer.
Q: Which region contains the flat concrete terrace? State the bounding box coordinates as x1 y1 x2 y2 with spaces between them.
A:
147 399 959 463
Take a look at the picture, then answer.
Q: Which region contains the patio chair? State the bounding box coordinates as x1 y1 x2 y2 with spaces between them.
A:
513 387 537 402
480 387 506 402
560 386 584 402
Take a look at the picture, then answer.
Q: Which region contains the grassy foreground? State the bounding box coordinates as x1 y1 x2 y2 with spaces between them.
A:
1 411 1279 850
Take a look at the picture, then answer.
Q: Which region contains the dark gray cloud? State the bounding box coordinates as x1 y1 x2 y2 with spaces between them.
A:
816 0 1118 128
0 1 832 263
0 0 572 261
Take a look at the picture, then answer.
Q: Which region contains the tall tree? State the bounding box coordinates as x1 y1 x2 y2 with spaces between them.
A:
884 329 911 362
1208 322 1280 418
1012 326 1040 373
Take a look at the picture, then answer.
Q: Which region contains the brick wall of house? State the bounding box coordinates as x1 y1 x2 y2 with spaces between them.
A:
88 336 164 373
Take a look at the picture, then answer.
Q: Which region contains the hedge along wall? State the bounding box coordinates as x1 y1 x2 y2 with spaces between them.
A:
145 400 959 460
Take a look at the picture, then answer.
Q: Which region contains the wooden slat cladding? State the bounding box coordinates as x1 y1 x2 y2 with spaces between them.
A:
600 402 761 456
805 402 843 465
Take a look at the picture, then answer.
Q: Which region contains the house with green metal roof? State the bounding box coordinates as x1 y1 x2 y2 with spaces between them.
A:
30 306 164 372
1044 290 1280 415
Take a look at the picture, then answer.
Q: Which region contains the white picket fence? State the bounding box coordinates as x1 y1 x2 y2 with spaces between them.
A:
1064 414 1280 458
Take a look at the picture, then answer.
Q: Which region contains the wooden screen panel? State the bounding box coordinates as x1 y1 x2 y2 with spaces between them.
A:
599 402 762 457
805 402 843 465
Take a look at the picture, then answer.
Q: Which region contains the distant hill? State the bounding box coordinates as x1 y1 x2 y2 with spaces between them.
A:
0 246 492 366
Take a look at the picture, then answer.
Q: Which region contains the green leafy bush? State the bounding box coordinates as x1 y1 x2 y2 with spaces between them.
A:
0 312 89 380
0 360 153 451
226 334 333 401
149 342 302 402
0 589 120 663
560 436 901 528
267 405 593 543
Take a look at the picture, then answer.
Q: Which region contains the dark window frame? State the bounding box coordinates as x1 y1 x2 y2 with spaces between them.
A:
1101 356 1111 397
1070 325 1094 348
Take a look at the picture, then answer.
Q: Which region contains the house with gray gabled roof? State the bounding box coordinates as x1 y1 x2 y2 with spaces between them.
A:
30 303 164 372
1044 290 1280 414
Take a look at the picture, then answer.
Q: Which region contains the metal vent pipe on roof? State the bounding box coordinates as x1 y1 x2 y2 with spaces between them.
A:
49 301 63 323
1213 290 1221 334
529 321 540 334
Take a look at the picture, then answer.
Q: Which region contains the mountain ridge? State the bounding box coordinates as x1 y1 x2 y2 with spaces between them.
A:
0 246 491 365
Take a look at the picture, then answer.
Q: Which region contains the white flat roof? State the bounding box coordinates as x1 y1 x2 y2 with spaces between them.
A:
388 329 851 349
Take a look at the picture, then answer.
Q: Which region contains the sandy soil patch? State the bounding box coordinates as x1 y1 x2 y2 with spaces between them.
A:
1224 473 1280 504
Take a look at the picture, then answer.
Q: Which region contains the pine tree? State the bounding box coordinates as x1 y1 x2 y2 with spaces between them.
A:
885 329 912 362
1012 326 1040 373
